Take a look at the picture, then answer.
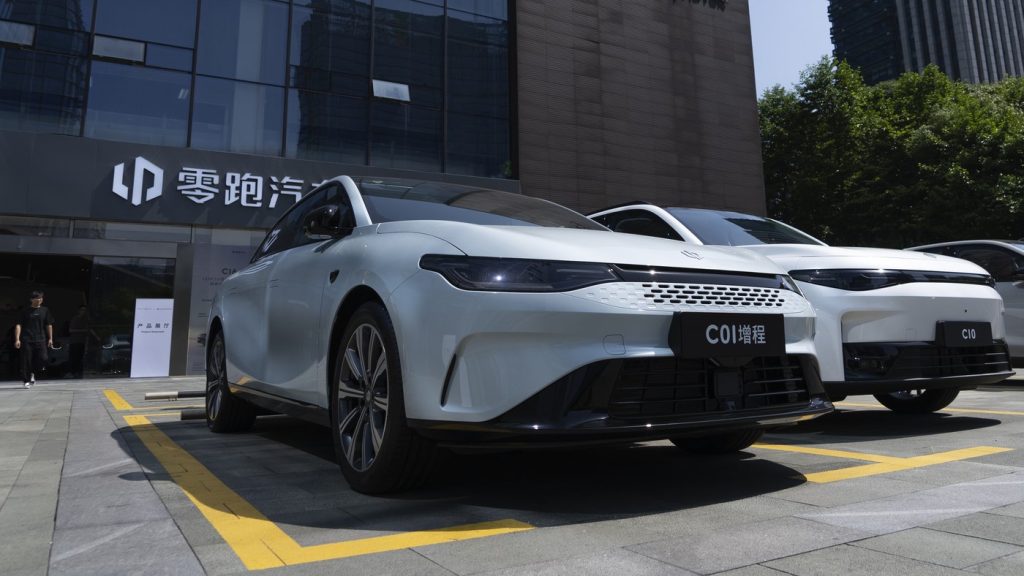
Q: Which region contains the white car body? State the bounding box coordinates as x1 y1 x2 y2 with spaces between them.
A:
208 178 831 491
589 204 1013 402
909 240 1024 361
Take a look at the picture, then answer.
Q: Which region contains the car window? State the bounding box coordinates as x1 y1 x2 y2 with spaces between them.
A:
665 208 824 246
356 178 603 230
604 209 682 241
252 183 352 261
954 245 1024 282
916 246 956 256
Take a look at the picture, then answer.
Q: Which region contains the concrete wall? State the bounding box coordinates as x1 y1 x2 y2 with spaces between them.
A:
514 0 766 215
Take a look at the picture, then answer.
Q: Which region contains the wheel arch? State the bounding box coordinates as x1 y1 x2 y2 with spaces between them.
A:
326 286 388 401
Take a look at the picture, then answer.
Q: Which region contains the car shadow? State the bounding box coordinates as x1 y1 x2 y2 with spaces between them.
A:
768 407 1001 441
115 415 807 531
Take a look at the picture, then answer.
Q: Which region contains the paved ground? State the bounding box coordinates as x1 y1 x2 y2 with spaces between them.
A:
1 375 1023 575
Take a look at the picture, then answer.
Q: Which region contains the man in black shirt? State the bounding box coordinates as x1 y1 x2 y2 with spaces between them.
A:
15 291 55 388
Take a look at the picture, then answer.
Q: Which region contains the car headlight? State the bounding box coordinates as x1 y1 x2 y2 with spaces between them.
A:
420 255 621 292
789 269 995 291
778 274 804 295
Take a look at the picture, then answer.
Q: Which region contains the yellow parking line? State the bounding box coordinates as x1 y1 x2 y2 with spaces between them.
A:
123 415 533 570
756 442 1012 483
837 401 1024 417
755 443 905 464
104 389 134 411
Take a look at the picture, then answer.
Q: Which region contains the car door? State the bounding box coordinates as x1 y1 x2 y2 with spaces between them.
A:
953 244 1024 358
264 183 356 403
222 208 304 387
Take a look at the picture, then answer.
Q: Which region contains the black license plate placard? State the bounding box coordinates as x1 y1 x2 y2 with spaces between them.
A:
937 321 993 347
670 312 786 358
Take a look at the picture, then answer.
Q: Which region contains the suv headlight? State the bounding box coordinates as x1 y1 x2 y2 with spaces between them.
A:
420 255 620 292
789 269 995 291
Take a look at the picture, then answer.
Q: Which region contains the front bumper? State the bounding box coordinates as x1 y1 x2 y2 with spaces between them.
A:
823 340 1014 396
410 354 832 446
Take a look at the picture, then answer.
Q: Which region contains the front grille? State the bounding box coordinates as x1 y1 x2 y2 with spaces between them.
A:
844 342 1011 381
642 283 786 307
608 355 810 422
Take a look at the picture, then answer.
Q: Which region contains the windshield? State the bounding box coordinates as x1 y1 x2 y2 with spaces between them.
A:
356 178 604 230
666 208 825 246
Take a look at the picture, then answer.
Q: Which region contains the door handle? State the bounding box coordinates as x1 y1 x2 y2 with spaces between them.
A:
329 270 339 283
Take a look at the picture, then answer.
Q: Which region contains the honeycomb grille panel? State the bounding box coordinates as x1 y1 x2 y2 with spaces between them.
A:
572 282 808 314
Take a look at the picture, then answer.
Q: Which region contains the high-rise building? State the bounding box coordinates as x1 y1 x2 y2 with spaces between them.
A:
0 0 764 377
829 0 1024 84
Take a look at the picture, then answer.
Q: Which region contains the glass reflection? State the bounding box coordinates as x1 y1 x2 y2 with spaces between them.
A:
197 0 287 86
94 0 197 47
191 76 284 156
0 48 85 135
85 61 189 146
0 0 93 30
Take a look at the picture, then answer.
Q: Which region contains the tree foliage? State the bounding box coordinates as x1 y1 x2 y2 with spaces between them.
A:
760 58 1024 247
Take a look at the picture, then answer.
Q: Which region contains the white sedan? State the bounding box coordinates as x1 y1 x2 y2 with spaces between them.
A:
909 240 1024 363
207 177 830 493
589 204 1013 413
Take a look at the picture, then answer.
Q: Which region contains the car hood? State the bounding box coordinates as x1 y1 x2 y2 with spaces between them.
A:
377 221 787 275
740 244 989 275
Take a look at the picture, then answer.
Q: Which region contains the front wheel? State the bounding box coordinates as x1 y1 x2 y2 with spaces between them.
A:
873 388 959 413
671 428 764 454
331 302 435 494
206 331 256 433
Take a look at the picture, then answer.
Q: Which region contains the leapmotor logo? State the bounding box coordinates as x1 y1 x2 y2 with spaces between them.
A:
112 156 164 206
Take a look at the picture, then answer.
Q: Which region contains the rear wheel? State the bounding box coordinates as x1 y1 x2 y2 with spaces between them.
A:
671 428 764 454
206 331 256 433
331 302 435 494
873 388 959 413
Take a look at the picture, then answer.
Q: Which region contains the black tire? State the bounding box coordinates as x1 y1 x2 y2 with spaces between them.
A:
873 388 959 413
671 428 764 454
330 302 436 494
206 330 256 433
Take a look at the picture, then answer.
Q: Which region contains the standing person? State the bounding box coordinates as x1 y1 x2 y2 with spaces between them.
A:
68 305 93 379
14 291 55 388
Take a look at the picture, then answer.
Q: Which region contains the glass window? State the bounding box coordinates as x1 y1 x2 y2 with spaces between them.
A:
193 226 266 248
954 246 1024 282
0 215 70 237
0 0 93 31
191 76 284 156
197 0 287 85
286 89 367 164
357 178 603 229
604 210 683 241
73 221 191 242
373 0 443 106
92 35 145 62
34 26 88 55
0 48 85 135
254 183 351 259
666 208 826 246
370 101 441 172
85 61 190 146
145 44 192 72
0 19 34 45
447 12 508 118
290 0 370 95
447 0 507 20
447 113 509 178
94 0 197 48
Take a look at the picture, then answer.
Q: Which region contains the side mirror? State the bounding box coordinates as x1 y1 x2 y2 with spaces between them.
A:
304 205 351 238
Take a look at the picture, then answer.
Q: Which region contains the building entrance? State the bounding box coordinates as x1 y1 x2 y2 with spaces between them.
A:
0 254 175 381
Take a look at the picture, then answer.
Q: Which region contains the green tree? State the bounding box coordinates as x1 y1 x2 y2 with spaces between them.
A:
759 59 1024 247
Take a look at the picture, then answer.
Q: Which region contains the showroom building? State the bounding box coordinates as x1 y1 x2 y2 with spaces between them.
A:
0 0 763 378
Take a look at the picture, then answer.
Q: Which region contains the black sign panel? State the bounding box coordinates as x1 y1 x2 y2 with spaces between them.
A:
937 321 993 347
670 312 786 358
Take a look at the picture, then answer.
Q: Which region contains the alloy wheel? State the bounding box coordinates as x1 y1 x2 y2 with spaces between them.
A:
337 323 390 472
207 335 225 422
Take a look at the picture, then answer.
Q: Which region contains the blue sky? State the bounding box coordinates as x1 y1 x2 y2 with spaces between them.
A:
749 0 834 96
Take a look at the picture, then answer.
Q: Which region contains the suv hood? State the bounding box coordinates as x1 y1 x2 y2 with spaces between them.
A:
741 244 989 275
377 221 788 276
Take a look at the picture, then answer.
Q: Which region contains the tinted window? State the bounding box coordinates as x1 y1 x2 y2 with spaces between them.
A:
915 246 954 256
197 0 287 85
357 178 603 229
191 76 284 155
84 61 189 146
1 0 93 30
0 48 85 135
94 0 197 47
373 0 443 106
446 112 509 178
607 209 682 241
254 183 352 260
290 0 370 95
954 245 1024 282
666 208 825 246
370 101 441 171
286 89 367 163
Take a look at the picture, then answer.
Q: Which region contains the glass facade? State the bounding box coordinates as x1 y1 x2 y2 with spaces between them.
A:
0 0 511 178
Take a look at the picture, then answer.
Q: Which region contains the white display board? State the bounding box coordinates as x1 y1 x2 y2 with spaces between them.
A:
130 298 174 378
